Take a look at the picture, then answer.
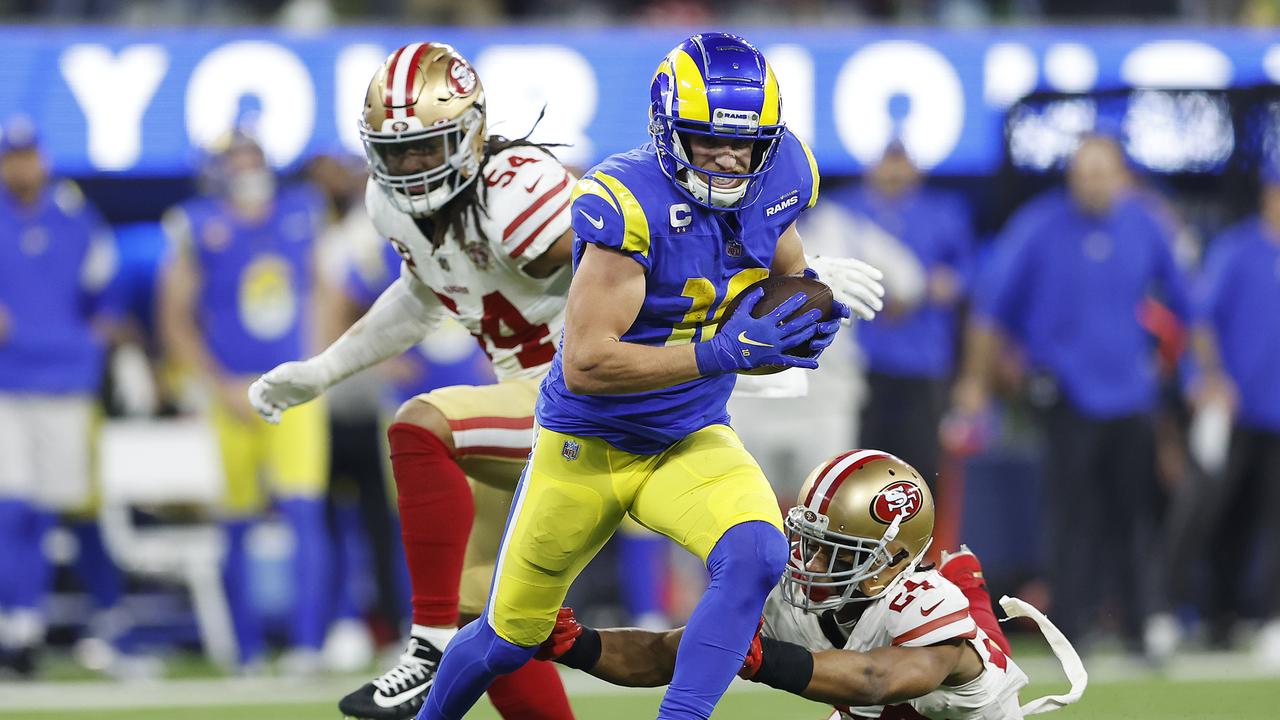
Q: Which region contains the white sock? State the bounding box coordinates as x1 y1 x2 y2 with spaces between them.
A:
411 624 458 650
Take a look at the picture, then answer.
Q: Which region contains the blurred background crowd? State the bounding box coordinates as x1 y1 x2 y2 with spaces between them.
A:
1 0 1279 691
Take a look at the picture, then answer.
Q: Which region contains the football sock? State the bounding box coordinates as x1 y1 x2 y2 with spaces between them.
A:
486 658 575 720
222 518 265 664
388 422 474 628
418 617 538 720
69 520 124 611
939 552 1012 656
278 497 331 650
617 532 668 625
658 520 787 720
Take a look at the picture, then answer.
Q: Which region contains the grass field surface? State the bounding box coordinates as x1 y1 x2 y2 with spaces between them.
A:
4 666 1279 720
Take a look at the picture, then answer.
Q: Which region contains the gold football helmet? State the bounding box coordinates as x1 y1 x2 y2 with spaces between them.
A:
781 450 934 613
359 42 487 216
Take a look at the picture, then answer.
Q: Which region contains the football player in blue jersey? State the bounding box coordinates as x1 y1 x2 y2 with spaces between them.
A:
420 33 884 720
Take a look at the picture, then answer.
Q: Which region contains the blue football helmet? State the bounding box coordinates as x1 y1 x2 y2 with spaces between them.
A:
648 33 786 211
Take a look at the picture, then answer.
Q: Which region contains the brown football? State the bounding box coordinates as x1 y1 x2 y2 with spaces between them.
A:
716 275 835 376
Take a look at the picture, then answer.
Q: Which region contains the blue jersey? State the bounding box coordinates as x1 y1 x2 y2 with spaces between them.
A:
976 189 1190 418
537 131 820 454
836 184 972 378
0 181 115 394
1197 218 1280 432
165 186 323 376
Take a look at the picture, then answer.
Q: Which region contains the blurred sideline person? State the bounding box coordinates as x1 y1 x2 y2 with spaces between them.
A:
834 140 972 490
1187 166 1280 661
952 133 1191 654
158 129 333 672
0 116 123 676
248 42 579 720
537 451 1086 720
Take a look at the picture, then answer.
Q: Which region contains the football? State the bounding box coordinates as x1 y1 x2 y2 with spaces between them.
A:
717 274 835 375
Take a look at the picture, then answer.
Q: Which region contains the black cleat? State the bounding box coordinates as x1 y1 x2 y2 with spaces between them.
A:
339 635 443 720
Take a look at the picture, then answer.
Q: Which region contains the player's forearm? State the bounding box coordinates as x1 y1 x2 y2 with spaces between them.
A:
308 276 442 387
802 648 898 706
585 628 683 687
161 308 222 379
956 320 999 390
562 338 702 395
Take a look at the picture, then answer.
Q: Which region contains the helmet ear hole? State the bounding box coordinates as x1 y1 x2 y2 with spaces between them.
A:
889 548 910 567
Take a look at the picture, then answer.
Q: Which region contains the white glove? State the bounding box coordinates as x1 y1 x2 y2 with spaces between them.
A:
248 269 445 424
248 361 330 424
807 254 885 323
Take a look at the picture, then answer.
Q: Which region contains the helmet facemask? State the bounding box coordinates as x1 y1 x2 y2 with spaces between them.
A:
651 112 784 211
361 104 484 218
781 505 932 614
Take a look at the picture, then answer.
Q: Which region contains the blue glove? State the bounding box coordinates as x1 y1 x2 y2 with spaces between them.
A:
806 299 850 358
695 288 822 375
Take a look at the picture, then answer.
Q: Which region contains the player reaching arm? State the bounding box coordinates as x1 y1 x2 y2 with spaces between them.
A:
538 452 1087 720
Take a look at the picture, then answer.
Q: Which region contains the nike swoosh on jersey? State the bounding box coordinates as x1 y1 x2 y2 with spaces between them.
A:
919 599 946 616
737 331 773 347
524 177 541 193
578 209 605 230
372 678 434 709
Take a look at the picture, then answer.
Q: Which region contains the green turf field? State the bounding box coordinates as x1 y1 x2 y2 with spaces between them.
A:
4 678 1279 720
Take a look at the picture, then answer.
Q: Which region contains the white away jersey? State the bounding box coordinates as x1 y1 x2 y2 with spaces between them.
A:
366 146 574 381
763 568 1029 720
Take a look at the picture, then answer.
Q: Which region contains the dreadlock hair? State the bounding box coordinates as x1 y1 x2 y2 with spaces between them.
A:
426 133 568 253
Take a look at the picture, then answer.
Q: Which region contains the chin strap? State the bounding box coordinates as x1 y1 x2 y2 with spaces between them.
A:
999 596 1088 715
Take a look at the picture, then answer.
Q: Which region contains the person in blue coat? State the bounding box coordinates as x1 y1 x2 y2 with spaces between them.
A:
1188 166 1280 660
834 140 972 490
952 133 1191 653
0 116 120 675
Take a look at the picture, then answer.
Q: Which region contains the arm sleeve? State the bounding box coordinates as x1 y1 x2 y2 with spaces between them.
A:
569 171 652 270
308 264 447 387
972 208 1037 336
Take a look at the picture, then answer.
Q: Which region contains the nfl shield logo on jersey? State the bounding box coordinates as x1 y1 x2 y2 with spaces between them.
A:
561 440 580 461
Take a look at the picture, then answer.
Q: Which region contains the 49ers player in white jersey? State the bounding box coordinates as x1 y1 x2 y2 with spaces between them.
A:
249 43 578 720
537 452 1087 720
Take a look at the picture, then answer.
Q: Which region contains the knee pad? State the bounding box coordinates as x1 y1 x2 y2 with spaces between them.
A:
708 521 788 596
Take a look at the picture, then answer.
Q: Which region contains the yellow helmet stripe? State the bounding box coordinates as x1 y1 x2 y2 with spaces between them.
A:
671 49 710 123
761 61 781 126
588 171 650 257
798 136 820 208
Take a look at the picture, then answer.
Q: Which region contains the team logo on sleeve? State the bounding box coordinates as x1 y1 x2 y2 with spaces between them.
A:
870 481 923 524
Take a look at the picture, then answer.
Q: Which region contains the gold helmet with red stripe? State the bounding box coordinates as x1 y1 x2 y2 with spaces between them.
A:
781 450 934 613
360 42 486 217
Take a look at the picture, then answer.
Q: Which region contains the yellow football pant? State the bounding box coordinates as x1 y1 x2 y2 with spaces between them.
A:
212 397 328 516
487 423 782 646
